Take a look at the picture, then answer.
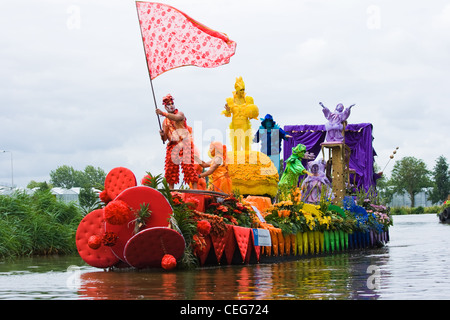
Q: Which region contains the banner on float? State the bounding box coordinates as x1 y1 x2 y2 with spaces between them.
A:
251 205 266 223
252 228 272 247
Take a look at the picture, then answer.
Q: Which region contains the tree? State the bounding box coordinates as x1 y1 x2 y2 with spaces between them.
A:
49 165 106 189
372 163 394 204
27 180 53 190
78 186 102 215
374 174 394 204
83 165 107 189
49 165 82 188
389 156 432 207
428 155 450 204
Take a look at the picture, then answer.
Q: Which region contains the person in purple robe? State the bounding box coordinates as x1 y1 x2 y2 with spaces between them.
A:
320 102 355 142
300 158 333 204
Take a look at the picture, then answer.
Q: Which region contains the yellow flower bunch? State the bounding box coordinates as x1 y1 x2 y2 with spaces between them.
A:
302 203 322 216
317 215 331 230
301 211 316 230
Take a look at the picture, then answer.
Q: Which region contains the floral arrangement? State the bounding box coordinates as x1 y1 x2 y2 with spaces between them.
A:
204 195 253 228
265 188 337 235
326 205 355 233
363 201 393 232
101 232 118 247
264 199 304 235
343 195 391 233
443 200 450 209
265 188 365 236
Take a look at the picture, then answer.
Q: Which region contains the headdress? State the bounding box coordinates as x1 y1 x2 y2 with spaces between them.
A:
234 76 245 91
291 144 306 158
260 114 279 129
209 141 227 162
162 94 174 106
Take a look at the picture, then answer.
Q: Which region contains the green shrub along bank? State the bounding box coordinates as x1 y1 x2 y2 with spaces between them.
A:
0 190 83 259
390 205 442 215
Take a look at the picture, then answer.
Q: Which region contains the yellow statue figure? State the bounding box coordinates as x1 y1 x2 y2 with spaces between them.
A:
221 77 259 151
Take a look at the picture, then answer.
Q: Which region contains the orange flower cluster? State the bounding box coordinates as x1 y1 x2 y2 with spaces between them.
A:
193 234 207 255
278 210 291 218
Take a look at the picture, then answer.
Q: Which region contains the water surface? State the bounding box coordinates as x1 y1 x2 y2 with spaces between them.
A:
0 214 448 300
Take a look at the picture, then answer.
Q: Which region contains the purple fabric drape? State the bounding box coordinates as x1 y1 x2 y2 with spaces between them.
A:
283 123 377 191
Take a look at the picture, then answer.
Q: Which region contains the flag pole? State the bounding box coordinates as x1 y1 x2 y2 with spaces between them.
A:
135 2 164 144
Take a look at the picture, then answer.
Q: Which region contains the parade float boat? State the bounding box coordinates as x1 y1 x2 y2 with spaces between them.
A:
75 122 392 271
438 200 450 223
75 2 392 271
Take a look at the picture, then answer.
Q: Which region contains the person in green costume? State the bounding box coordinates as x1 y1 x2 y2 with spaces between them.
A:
278 144 313 191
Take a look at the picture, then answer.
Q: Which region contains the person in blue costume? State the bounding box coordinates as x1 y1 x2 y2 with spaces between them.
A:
253 114 292 174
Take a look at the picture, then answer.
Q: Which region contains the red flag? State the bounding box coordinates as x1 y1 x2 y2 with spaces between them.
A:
136 1 237 79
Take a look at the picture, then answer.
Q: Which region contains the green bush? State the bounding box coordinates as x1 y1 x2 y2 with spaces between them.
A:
391 207 409 215
424 205 442 213
411 206 424 214
390 205 442 215
0 190 83 259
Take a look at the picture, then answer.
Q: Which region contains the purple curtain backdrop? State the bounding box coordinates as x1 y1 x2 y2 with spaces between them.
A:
283 123 377 191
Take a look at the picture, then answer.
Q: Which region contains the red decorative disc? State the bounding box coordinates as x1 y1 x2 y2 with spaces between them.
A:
124 227 185 269
105 186 173 262
104 167 137 200
75 209 120 268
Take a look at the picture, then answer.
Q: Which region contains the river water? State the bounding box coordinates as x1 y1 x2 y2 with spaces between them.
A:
0 213 449 300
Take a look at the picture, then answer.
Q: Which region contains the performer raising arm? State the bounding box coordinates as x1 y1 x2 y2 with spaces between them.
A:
156 94 198 190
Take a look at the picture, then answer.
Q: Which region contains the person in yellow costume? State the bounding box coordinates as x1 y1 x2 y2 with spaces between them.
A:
199 141 233 194
221 77 259 151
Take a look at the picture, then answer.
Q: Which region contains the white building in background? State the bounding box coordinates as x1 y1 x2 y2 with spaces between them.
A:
50 187 81 204
0 186 98 205
389 189 435 208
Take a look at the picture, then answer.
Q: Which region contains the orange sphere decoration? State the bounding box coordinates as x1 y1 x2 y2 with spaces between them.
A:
161 254 177 270
197 220 212 236
99 190 111 204
104 200 131 225
87 235 102 250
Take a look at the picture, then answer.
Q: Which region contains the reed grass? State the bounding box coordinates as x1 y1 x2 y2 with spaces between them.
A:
0 189 83 259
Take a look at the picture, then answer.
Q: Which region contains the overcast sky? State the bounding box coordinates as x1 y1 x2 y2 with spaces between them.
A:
1 0 449 188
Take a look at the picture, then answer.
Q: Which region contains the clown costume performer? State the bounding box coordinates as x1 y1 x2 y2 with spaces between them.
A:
156 94 198 189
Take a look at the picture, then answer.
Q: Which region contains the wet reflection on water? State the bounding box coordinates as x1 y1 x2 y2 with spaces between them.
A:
78 251 385 300
1 214 449 300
